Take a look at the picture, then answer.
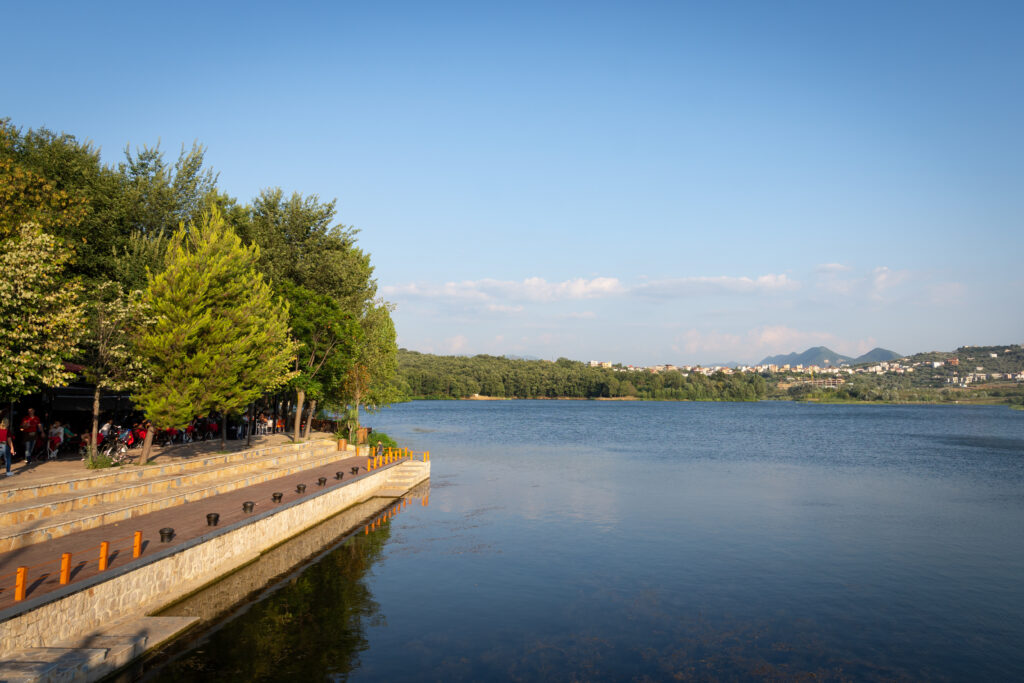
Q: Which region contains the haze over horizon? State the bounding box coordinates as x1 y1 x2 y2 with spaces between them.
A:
5 1 1023 365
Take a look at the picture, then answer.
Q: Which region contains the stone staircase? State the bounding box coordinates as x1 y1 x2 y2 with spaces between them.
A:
374 460 431 498
0 439 352 553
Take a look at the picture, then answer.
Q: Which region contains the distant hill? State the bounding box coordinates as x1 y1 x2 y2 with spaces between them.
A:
759 346 901 367
853 347 903 364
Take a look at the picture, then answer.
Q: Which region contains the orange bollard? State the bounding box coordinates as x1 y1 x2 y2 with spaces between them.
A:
133 531 142 558
367 457 373 471
364 525 369 534
60 553 71 585
425 451 430 462
15 566 27 601
99 541 109 571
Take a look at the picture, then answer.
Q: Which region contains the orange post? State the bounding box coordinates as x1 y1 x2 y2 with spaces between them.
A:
15 566 27 601
367 456 373 471
99 542 109 571
425 451 430 462
60 553 71 585
133 531 142 558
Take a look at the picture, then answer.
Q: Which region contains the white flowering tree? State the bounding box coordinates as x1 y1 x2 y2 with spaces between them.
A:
0 223 85 402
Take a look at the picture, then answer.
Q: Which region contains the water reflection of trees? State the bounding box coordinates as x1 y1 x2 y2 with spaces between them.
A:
152 523 391 681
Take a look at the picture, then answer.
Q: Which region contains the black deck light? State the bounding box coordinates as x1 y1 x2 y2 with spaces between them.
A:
296 484 306 493
272 492 283 503
350 466 359 474
159 527 174 542
318 477 327 486
206 513 220 526
242 501 255 513
335 471 344 480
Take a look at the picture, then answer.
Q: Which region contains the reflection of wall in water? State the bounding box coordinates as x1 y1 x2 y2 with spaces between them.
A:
160 497 393 623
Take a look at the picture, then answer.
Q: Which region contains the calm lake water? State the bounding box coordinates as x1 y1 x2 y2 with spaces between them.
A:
145 401 1024 681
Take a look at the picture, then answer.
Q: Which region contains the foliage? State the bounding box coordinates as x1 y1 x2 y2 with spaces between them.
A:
120 142 218 236
340 302 400 410
367 431 398 449
0 156 88 240
134 207 298 429
0 224 85 400
397 350 767 401
80 282 151 392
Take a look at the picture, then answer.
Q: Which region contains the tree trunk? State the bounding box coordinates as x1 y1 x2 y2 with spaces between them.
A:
303 399 317 439
90 385 101 464
221 412 227 450
140 424 155 465
293 389 305 442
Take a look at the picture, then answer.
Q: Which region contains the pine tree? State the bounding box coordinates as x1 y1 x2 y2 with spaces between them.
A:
134 207 297 460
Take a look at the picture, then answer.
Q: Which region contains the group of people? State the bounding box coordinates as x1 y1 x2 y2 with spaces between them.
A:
2 407 77 477
0 406 302 477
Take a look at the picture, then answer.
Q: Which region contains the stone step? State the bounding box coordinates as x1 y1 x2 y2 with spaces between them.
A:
0 615 197 683
0 449 355 553
0 441 338 528
0 438 342 507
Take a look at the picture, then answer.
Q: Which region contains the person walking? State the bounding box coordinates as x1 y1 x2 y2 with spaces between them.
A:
20 408 41 464
1 418 13 476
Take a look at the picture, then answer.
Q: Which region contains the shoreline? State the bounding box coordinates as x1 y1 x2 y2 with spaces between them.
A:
412 395 1023 408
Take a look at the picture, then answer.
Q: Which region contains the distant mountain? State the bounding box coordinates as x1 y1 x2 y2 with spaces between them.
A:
852 347 902 364
759 346 901 367
760 346 851 367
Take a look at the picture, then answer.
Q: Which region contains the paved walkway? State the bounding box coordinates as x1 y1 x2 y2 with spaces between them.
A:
0 434 373 610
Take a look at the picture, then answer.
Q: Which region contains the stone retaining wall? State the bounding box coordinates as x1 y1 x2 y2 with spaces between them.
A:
0 459 429 656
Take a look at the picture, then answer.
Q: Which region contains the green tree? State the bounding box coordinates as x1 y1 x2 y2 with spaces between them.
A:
134 207 297 460
281 282 359 441
0 224 85 400
338 302 399 436
78 282 151 462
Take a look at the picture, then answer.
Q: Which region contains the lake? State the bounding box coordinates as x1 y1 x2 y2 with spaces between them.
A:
143 401 1024 681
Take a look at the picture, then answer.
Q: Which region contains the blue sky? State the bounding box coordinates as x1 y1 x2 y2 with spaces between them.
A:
5 1 1022 364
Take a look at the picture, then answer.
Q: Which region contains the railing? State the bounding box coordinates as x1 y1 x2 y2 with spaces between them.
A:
364 448 430 472
0 531 145 608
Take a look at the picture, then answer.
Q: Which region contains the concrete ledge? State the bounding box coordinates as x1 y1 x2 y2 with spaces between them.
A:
0 459 428 658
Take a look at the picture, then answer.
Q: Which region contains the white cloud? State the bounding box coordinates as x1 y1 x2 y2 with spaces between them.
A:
815 262 852 273
870 266 910 300
382 276 624 303
443 335 468 353
634 273 799 297
486 304 524 313
566 311 597 319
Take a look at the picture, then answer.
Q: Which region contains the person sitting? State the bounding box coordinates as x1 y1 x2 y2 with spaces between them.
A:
47 421 65 459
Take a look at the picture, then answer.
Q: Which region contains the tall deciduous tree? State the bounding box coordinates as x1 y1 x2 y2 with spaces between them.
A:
248 189 379 435
134 207 297 460
0 223 85 401
78 282 151 462
338 302 399 440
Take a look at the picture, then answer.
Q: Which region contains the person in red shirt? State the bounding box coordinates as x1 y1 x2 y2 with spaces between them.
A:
20 408 41 464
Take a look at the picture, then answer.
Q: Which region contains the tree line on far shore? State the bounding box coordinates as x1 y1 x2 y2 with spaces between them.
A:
396 350 767 401
0 119 399 462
